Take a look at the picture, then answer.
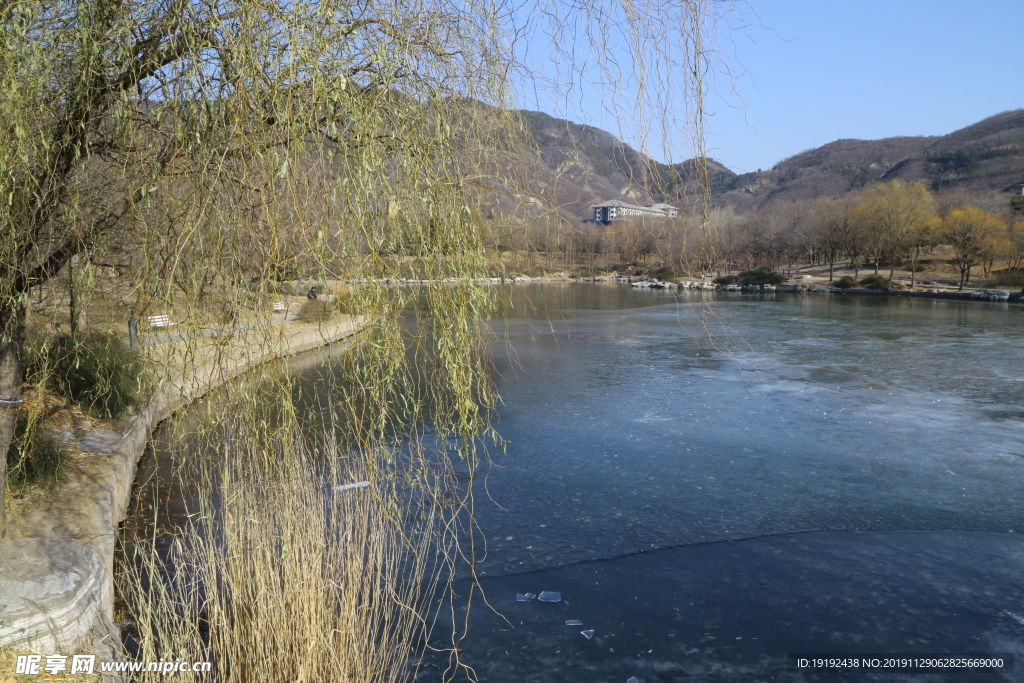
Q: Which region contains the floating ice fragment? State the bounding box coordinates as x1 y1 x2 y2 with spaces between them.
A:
333 481 370 491
506 536 514 541
626 678 640 683
537 591 561 603
524 593 536 600
581 630 594 639
566 619 583 626
516 593 528 602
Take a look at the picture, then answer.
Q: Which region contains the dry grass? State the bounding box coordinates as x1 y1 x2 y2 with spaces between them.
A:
3 387 117 520
119 421 447 683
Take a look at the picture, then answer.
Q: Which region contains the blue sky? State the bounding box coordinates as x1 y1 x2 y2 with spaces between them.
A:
523 1 1023 173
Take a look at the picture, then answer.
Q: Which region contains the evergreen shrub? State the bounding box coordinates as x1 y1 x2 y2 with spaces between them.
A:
26 330 148 419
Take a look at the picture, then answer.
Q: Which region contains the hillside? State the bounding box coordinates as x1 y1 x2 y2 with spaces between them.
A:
511 108 1024 219
504 109 731 221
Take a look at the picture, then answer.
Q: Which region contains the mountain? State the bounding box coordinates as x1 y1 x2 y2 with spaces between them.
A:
712 109 1024 211
505 109 729 220
512 108 1024 218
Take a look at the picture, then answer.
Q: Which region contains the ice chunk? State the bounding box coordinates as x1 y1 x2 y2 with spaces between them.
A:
581 630 595 639
506 536 514 541
537 591 561 603
333 481 370 491
565 619 583 626
626 678 640 683
524 593 536 600
516 593 528 602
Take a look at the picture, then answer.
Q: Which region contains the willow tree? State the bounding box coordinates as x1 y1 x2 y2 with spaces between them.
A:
851 180 935 285
1 0 727 673
0 0 502 530
0 0 728 527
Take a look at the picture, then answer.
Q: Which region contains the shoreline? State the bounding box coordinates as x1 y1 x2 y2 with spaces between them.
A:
494 277 1024 305
826 287 1024 303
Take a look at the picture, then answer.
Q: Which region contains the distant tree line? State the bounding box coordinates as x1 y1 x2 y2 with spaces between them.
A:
477 181 1024 290
708 181 1023 290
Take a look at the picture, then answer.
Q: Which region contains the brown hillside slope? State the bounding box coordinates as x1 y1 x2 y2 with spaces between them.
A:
483 108 1024 221
504 109 732 220
710 109 1024 211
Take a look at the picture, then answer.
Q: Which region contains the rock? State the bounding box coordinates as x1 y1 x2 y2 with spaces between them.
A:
0 538 109 653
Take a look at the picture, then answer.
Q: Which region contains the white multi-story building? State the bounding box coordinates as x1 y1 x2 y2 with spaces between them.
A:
589 200 678 224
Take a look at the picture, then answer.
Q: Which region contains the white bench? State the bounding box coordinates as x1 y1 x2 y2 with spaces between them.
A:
148 314 175 328
272 301 289 312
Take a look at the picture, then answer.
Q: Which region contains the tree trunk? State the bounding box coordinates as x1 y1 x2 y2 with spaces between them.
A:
910 246 919 290
0 300 27 535
828 262 834 280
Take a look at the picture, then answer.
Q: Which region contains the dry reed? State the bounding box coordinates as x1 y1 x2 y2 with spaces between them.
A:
119 415 448 683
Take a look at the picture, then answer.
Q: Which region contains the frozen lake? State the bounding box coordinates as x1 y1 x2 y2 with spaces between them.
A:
417 285 1024 682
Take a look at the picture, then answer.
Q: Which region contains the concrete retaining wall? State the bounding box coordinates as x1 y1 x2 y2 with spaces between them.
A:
0 318 365 658
0 538 108 654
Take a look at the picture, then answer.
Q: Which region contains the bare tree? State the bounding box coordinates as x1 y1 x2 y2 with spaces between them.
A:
810 196 856 281
0 0 541 529
1005 223 1024 272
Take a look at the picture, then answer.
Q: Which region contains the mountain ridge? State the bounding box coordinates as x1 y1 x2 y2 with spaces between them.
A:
516 108 1024 218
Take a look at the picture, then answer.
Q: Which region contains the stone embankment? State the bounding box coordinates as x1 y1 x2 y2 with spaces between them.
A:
0 317 365 660
827 287 1024 302
695 280 1024 303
